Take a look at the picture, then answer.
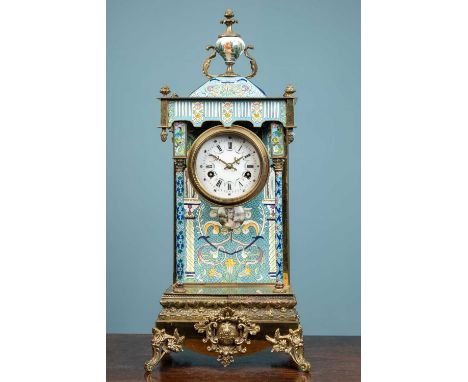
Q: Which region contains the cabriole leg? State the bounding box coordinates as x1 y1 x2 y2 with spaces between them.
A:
266 326 311 372
144 328 185 372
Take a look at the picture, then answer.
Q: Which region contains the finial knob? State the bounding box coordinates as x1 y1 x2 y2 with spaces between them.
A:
160 85 171 97
283 84 296 98
219 9 239 37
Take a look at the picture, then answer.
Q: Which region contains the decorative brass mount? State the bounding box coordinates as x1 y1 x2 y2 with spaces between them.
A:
144 328 185 372
202 9 258 79
159 85 171 142
194 307 260 367
266 326 311 372
145 286 311 372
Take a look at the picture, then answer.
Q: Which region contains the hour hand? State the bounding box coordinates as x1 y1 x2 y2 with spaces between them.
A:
209 154 235 169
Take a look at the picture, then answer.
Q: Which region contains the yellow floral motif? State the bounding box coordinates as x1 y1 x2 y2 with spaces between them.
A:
251 101 262 123
192 102 204 124
222 102 233 124
238 266 252 278
208 268 218 277
225 258 236 274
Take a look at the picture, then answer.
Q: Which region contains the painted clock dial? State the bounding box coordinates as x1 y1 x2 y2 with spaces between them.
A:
188 126 269 206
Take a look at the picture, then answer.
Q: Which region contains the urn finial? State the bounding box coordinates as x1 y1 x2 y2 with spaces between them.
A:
202 10 258 79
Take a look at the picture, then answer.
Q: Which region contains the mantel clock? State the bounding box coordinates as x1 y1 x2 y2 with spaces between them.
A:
145 9 311 372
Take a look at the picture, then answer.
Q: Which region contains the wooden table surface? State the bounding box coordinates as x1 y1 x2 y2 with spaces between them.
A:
107 334 360 382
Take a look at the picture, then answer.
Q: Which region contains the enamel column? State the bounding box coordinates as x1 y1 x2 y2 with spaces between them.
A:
173 121 187 292
270 122 286 290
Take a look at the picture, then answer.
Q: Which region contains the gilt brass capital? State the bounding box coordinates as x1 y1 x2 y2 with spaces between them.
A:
272 158 285 172
174 158 186 172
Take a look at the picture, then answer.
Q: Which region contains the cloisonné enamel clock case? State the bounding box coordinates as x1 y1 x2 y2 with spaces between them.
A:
144 9 311 373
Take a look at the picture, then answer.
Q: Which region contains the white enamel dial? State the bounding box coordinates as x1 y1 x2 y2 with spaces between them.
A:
194 134 262 201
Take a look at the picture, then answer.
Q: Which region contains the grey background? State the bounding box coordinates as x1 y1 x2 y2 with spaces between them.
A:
107 0 360 335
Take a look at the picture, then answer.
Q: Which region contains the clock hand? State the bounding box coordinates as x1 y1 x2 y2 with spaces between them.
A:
209 154 237 170
209 153 229 166
228 155 248 168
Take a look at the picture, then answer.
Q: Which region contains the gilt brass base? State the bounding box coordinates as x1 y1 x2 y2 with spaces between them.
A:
144 284 311 372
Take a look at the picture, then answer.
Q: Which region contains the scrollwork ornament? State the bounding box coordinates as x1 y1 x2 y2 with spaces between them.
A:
194 307 260 367
202 45 217 79
244 45 258 79
266 326 311 372
144 328 185 372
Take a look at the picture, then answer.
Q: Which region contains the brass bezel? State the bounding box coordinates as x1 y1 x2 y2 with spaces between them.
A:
187 125 269 206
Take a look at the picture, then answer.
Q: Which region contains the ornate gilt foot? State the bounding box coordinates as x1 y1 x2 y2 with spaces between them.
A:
144 328 185 372
266 326 311 372
194 307 260 367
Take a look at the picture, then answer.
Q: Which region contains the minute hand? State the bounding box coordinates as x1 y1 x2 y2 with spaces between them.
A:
209 154 236 169
232 155 248 166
